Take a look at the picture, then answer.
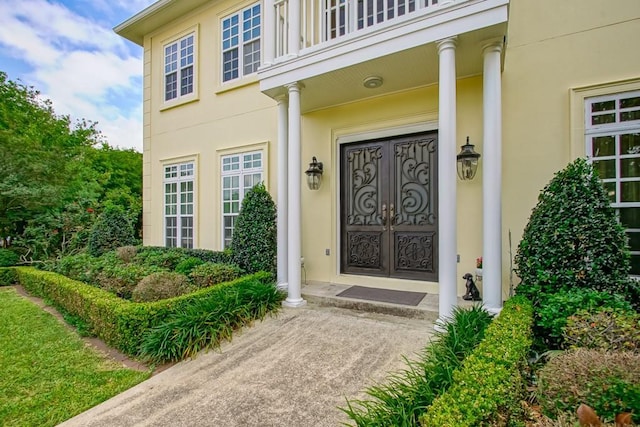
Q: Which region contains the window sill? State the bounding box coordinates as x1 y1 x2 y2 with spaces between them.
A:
215 75 259 95
160 94 199 112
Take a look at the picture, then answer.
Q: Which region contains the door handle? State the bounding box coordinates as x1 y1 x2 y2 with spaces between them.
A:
390 203 395 226
382 203 387 228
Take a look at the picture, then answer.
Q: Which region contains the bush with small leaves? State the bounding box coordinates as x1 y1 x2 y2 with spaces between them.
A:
175 257 204 276
537 349 640 423
87 206 137 257
116 246 138 263
189 263 245 289
231 183 276 275
564 308 639 353
131 272 191 302
97 263 161 300
515 158 636 306
0 249 19 267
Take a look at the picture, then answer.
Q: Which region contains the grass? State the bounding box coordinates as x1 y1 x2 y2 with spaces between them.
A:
0 287 150 427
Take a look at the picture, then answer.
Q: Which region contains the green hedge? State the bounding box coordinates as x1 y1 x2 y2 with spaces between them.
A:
420 296 533 426
0 267 17 285
13 267 274 356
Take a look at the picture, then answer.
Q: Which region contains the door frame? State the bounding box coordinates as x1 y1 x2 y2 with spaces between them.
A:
335 121 439 281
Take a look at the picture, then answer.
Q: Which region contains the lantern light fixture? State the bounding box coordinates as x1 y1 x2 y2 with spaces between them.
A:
456 136 481 180
305 156 324 190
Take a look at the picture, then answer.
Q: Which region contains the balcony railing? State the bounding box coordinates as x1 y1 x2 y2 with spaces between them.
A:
270 0 444 60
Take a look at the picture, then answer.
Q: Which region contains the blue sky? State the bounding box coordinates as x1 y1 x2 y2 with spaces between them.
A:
0 0 157 151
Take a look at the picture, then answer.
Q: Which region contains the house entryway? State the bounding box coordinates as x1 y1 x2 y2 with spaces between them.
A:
340 131 439 282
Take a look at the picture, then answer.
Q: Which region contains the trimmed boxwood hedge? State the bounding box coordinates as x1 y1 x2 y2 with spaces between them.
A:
13 267 275 356
420 296 533 426
0 267 17 285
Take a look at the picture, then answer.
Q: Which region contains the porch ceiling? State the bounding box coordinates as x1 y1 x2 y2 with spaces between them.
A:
266 24 506 114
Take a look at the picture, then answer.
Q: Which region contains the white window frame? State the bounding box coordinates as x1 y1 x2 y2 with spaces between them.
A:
221 3 261 83
164 162 195 248
221 150 264 248
164 32 196 102
585 89 640 274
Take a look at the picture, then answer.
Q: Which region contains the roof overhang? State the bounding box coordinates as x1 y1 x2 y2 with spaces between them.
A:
114 0 212 46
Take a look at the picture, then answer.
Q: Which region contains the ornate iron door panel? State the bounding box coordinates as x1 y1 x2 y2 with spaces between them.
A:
340 131 438 281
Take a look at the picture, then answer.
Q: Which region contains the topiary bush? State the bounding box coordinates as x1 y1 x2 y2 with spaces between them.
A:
230 183 276 275
189 263 245 289
96 263 161 300
131 272 191 302
174 257 204 276
87 206 137 257
116 245 138 263
534 288 633 350
515 158 634 304
0 249 19 267
564 307 640 352
537 349 640 423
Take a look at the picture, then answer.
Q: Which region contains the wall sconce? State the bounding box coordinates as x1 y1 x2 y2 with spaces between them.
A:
305 156 324 190
457 137 481 180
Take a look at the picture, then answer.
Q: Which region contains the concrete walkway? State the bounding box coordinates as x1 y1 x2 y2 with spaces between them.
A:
59 304 434 427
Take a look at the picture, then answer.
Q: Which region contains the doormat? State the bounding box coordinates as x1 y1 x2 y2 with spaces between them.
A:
336 286 427 306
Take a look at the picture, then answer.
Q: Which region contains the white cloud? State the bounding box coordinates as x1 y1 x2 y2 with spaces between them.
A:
0 0 154 151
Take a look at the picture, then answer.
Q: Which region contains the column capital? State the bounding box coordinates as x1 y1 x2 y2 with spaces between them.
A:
436 36 457 54
284 81 304 92
274 94 288 103
481 37 504 55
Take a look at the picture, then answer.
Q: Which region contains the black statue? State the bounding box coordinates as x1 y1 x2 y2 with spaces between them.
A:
462 273 482 301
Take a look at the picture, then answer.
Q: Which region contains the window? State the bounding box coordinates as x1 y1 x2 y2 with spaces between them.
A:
586 90 640 274
221 151 263 248
165 33 195 101
164 162 195 248
222 3 261 82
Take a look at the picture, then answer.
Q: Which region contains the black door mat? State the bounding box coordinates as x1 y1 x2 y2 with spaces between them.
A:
336 286 427 306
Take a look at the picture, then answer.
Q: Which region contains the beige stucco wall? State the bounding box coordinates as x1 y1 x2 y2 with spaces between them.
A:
139 0 640 299
502 0 640 294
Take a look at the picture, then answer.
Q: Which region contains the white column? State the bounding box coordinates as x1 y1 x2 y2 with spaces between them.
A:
288 0 301 56
263 0 275 65
284 82 306 307
436 37 458 325
482 41 503 314
276 95 289 290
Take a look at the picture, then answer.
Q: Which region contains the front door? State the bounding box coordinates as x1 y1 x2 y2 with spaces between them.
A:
340 131 438 281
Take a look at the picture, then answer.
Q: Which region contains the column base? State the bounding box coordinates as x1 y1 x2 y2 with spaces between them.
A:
483 305 502 316
282 298 307 308
434 316 450 332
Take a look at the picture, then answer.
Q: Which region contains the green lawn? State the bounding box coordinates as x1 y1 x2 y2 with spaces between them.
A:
0 287 150 427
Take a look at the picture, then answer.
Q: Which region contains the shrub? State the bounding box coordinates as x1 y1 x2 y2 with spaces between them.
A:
421 296 533 427
342 305 493 427
533 288 633 350
139 279 284 362
132 272 191 302
174 257 204 276
0 267 17 285
134 247 189 270
13 267 275 356
116 245 138 263
53 253 104 284
515 158 634 305
537 349 640 423
0 249 19 267
231 183 276 275
564 308 640 352
189 263 245 289
96 263 160 300
87 206 137 257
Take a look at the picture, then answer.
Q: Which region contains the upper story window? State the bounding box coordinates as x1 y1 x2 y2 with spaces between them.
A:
221 151 263 248
164 162 195 248
222 3 261 82
586 90 640 274
165 33 195 101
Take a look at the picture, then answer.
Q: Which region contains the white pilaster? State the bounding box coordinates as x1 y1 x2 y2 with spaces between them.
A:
263 0 275 65
436 37 458 325
276 95 289 290
288 0 301 56
482 41 503 314
284 82 306 307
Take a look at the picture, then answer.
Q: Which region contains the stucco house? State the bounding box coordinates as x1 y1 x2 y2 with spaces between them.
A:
115 0 640 323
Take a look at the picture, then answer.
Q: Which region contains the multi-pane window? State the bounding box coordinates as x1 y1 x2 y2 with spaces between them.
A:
586 90 640 274
164 162 195 248
222 3 261 82
221 151 263 248
165 33 195 101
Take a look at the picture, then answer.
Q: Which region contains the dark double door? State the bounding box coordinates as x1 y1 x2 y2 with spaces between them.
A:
340 131 438 281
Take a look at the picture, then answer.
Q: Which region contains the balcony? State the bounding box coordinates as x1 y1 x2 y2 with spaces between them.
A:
259 0 509 111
